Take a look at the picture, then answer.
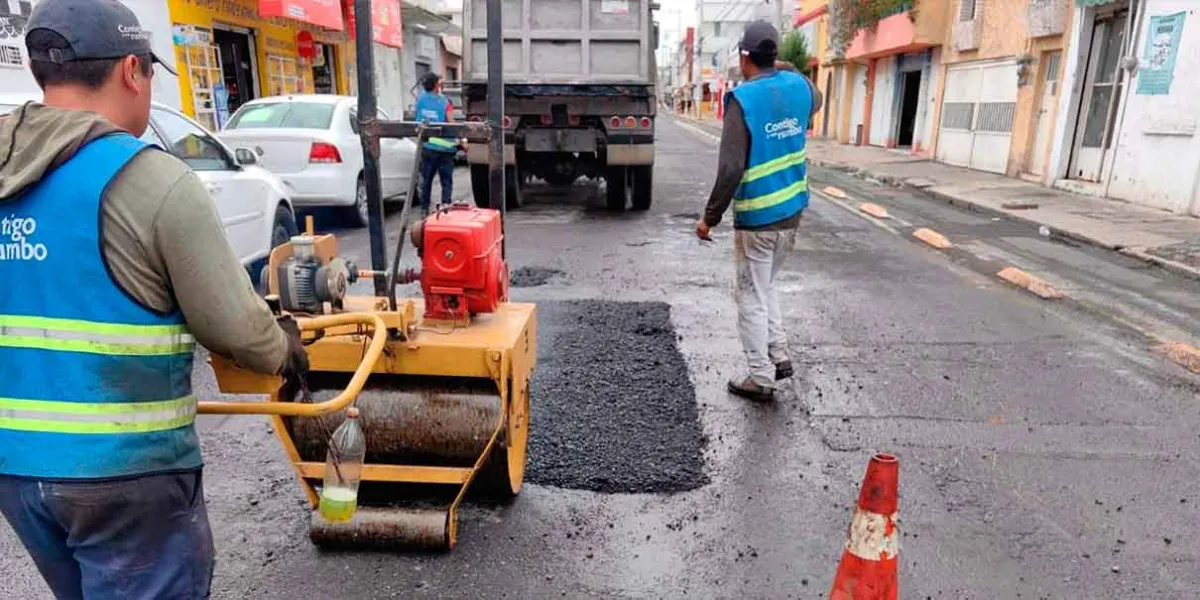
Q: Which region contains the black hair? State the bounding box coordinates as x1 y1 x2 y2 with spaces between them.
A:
421 72 442 92
26 29 151 90
747 50 776 69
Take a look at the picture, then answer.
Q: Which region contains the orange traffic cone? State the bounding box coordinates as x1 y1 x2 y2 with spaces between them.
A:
829 453 899 599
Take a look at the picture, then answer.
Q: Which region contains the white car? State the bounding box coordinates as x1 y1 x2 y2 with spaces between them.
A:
218 95 418 227
0 96 297 277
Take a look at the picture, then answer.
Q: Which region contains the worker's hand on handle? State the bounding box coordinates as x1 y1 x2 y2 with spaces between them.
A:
276 314 311 402
696 219 713 242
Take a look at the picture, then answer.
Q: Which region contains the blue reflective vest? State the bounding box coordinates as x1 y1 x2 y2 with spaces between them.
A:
0 133 200 479
415 91 458 154
728 70 812 228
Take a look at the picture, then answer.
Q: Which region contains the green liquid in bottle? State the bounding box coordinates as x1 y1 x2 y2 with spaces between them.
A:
319 486 358 522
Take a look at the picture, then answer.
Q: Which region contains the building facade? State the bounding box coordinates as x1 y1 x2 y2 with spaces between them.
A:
0 0 182 110
1048 0 1200 216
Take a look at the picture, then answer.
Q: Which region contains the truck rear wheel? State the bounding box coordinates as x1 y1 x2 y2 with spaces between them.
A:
471 165 491 208
630 165 653 211
471 165 524 210
605 167 628 211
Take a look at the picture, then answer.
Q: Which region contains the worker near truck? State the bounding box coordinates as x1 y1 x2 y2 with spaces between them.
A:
696 21 822 401
415 72 459 215
0 0 308 597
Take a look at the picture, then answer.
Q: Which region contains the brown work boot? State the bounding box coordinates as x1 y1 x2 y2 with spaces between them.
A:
775 360 794 381
727 376 775 402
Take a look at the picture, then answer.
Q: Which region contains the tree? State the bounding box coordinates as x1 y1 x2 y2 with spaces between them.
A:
778 30 812 78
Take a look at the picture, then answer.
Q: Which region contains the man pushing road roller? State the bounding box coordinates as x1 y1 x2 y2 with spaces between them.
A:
0 1 308 596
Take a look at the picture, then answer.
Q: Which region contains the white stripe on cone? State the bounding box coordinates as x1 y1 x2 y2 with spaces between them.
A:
845 507 900 561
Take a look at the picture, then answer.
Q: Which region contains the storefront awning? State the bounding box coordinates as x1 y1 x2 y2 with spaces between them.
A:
259 0 344 31
401 2 460 36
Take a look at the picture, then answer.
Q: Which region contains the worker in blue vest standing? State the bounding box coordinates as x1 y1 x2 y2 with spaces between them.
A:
415 72 459 215
0 1 309 597
696 21 822 401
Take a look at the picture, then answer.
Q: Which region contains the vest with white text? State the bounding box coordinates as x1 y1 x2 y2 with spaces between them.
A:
729 70 811 228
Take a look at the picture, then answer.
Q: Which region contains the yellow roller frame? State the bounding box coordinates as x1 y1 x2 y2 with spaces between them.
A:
199 222 535 550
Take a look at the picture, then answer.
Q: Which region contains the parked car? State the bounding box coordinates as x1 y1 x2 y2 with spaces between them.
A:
218 95 417 227
0 95 298 280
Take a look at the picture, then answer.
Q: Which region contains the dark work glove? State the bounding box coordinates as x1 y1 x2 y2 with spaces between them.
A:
276 314 310 402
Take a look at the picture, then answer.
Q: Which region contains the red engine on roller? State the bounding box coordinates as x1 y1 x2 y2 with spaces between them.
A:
414 205 508 321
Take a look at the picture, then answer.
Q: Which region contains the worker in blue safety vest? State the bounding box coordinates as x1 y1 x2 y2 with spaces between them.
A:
415 72 459 215
696 21 822 402
0 0 309 597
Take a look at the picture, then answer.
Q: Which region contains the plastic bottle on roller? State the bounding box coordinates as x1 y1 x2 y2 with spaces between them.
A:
319 407 365 522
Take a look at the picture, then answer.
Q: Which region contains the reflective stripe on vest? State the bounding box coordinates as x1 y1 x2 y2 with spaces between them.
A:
0 315 194 356
735 179 809 213
742 149 807 184
0 395 196 434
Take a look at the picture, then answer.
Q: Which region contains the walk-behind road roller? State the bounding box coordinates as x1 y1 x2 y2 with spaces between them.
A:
196 0 530 551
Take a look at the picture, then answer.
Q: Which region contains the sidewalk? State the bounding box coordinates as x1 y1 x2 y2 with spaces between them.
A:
672 111 1200 280
803 138 1200 280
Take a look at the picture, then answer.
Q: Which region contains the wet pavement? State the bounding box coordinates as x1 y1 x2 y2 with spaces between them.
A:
3 117 1200 598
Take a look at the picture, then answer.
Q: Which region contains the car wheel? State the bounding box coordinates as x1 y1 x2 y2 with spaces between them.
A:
347 176 370 227
272 204 298 249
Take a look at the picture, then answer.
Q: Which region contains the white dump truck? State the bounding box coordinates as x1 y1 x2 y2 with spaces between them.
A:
461 0 659 210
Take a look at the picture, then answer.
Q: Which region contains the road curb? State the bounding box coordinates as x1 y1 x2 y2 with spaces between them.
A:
913 228 952 249
807 155 1200 282
996 267 1065 300
1158 342 1200 374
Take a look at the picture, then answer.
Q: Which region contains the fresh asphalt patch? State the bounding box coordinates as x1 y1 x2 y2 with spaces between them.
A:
527 300 709 494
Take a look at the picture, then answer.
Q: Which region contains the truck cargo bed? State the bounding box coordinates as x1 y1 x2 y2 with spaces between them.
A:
463 0 655 85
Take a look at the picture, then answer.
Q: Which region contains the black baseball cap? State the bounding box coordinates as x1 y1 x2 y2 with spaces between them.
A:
738 21 780 56
25 0 177 76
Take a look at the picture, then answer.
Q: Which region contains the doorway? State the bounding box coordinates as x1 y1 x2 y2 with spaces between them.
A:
213 26 258 114
311 43 337 94
1027 51 1062 176
1068 9 1128 182
896 70 921 147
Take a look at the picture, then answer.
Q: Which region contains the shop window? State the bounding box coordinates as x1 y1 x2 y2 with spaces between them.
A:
267 54 302 97
0 45 21 68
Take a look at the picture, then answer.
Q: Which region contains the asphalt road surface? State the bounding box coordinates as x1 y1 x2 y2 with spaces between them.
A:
3 116 1199 598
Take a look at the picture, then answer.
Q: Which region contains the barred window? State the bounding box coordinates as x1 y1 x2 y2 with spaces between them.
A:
940 102 974 130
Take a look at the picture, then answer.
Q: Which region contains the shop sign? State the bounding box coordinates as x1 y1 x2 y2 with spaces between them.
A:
345 0 404 48
296 30 317 59
259 0 344 31
1138 11 1185 96
172 24 202 47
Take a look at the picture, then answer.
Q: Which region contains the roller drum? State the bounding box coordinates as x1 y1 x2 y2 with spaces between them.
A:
309 507 452 551
288 375 502 467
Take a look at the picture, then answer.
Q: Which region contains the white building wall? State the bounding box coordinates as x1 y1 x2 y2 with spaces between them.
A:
0 0 181 110
1103 0 1200 215
915 48 941 156
849 62 867 143
869 56 897 146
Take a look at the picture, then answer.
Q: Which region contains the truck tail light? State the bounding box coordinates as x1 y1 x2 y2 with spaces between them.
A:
624 116 636 128
610 116 622 128
540 114 553 125
568 115 581 126
502 115 513 128
640 117 652 129
308 142 342 164
469 115 483 122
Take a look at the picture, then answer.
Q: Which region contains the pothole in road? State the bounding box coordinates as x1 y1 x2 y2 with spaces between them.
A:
510 266 565 287
528 300 709 494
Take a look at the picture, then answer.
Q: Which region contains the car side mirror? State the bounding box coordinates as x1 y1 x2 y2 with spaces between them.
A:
235 148 257 166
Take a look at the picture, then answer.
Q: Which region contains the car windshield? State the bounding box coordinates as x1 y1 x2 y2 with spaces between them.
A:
226 102 335 130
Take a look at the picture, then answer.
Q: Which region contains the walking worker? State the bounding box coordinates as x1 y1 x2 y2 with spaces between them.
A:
696 21 822 401
415 72 459 214
0 0 308 597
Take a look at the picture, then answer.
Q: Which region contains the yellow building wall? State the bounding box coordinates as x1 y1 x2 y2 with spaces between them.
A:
932 0 1073 176
167 0 353 128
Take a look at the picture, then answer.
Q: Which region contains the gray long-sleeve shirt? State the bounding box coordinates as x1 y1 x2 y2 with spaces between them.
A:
703 69 823 230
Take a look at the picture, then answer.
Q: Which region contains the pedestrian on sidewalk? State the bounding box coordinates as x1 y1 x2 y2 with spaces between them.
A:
415 72 459 215
696 21 822 401
0 1 308 597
